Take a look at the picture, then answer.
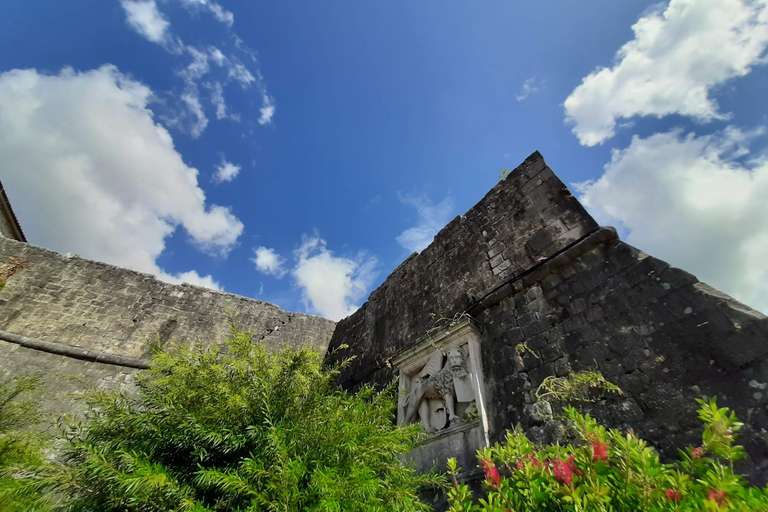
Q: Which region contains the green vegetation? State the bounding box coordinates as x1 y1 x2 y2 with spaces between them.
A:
447 398 768 511
3 331 767 512
536 371 622 403
0 376 50 512
30 327 439 511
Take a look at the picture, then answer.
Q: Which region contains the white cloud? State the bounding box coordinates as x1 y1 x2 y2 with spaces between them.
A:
180 46 210 83
176 0 234 27
396 195 454 253
213 157 241 183
118 0 264 136
252 246 286 277
292 236 377 321
120 0 170 43
516 77 543 102
206 2 234 26
179 91 209 138
208 46 226 66
158 269 222 290
564 0 768 146
206 81 227 119
228 63 256 87
258 92 275 125
0 66 243 290
575 127 768 314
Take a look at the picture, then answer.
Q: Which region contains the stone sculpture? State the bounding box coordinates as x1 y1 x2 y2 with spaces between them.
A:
403 347 474 433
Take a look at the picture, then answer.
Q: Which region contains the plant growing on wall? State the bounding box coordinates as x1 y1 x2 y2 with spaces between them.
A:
0 257 27 291
536 371 622 404
34 327 440 511
446 398 768 511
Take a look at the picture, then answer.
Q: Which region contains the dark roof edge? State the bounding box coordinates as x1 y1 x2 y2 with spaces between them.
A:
0 180 26 242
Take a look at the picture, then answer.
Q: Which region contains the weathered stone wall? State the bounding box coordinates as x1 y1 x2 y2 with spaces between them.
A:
0 237 335 359
327 151 768 483
329 152 597 390
0 237 335 423
0 339 139 430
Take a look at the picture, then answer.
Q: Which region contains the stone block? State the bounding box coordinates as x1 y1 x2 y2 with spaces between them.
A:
610 399 644 423
529 363 555 388
540 342 563 363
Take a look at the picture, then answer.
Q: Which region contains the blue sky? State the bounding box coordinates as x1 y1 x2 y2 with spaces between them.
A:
1 0 767 319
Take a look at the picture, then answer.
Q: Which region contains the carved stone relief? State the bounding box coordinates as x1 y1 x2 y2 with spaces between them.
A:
393 316 489 444
402 347 474 432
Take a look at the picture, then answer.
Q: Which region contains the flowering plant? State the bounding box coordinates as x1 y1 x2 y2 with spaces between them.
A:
446 398 768 511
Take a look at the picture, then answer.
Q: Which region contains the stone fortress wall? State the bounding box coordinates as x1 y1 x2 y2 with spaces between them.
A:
0 237 335 420
326 152 768 483
1 151 767 485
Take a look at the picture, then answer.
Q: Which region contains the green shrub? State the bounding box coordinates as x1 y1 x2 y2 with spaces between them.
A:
0 376 50 512
37 328 439 511
447 398 768 511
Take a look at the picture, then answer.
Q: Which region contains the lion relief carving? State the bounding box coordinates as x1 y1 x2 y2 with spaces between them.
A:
402 347 475 433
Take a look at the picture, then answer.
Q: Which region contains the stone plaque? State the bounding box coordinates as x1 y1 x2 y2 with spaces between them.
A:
392 315 489 475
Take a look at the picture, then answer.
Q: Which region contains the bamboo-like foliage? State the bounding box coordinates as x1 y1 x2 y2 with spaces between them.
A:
41 327 440 511
0 376 50 512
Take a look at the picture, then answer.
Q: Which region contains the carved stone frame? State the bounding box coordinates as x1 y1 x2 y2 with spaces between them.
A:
391 315 490 474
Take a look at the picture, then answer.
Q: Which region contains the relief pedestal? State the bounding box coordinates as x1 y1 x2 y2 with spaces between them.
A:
392 316 489 477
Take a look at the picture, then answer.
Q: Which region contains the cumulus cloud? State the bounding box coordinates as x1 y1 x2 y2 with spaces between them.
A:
516 77 543 102
575 127 768 313
120 0 169 43
292 236 377 321
564 0 768 146
0 66 243 289
213 157 241 183
396 195 454 253
252 246 286 277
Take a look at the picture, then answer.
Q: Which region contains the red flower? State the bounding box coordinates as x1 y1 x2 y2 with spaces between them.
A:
567 455 583 476
525 453 542 468
665 489 682 501
481 458 500 490
552 458 573 485
592 440 609 461
692 446 704 458
708 489 726 506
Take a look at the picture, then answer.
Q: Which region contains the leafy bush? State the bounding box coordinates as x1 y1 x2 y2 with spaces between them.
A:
447 399 768 511
35 328 439 511
0 376 50 512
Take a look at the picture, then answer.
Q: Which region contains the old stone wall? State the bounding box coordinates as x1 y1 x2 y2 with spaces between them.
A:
327 151 768 483
0 237 335 422
0 237 335 359
0 339 139 431
329 152 597 390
